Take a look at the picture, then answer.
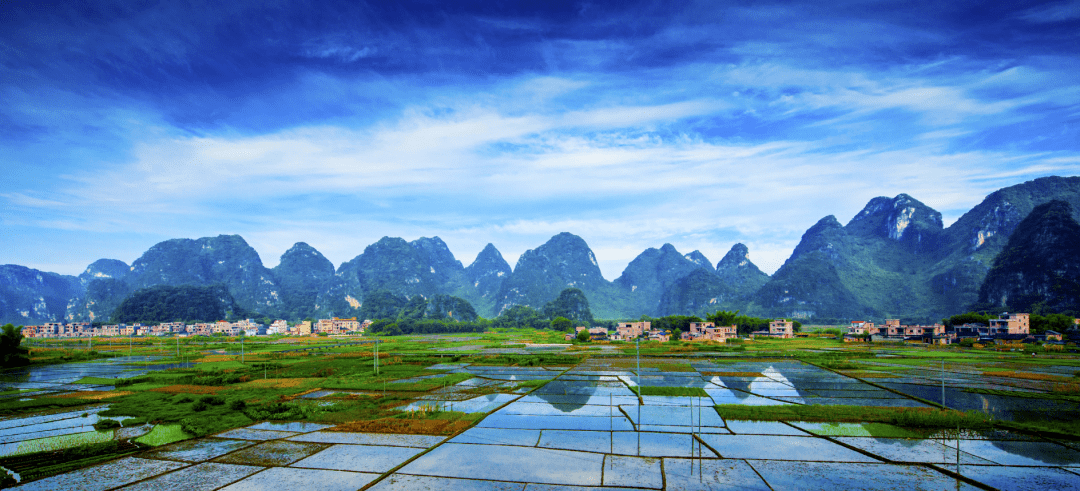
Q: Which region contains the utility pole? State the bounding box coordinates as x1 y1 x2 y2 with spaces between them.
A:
636 336 641 420
636 335 642 456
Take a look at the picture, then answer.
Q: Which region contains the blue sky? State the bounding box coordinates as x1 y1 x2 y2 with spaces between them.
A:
2 0 1079 278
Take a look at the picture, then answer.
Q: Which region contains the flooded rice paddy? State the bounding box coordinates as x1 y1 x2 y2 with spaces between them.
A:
0 357 193 459
5 356 1080 489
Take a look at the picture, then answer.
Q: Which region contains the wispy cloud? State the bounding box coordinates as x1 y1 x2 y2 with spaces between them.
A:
1019 1 1080 23
1 1 1079 277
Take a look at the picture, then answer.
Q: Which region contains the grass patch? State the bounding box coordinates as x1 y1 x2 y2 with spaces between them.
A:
466 354 582 366
803 422 927 438
514 379 551 391
99 391 253 437
999 419 1080 440
837 370 900 379
0 440 142 484
321 372 474 392
0 397 96 416
714 404 996 430
27 349 115 367
329 410 484 435
134 424 191 446
612 361 696 372
982 371 1074 383
188 360 249 371
149 385 225 394
630 386 709 397
962 388 1080 402
73 376 120 385
700 371 763 377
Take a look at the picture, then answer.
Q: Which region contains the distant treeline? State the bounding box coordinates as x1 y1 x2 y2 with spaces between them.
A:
366 318 489 335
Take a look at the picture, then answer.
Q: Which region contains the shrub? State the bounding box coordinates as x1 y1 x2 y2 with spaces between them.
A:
191 400 208 412
93 418 121 431
228 399 247 410
199 395 225 406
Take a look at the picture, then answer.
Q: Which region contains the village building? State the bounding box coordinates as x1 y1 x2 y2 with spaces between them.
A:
268 320 289 335
647 329 671 342
681 322 737 342
615 322 649 340
989 312 1030 335
752 319 795 339
847 321 878 336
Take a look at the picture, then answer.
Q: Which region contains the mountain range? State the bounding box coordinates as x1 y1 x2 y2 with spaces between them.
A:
3 176 1079 325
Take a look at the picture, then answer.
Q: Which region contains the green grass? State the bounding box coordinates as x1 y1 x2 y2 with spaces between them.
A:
73 376 121 385
189 360 249 371
0 440 142 484
322 372 474 392
0 397 97 416
999 419 1080 440
963 388 1080 402
99 391 254 437
514 379 551 390
802 422 926 438
714 404 994 430
8 429 116 456
466 354 582 366
134 424 191 446
630 386 709 397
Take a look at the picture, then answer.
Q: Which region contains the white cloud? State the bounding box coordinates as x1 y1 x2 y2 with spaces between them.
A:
5 59 1080 277
1019 1 1080 23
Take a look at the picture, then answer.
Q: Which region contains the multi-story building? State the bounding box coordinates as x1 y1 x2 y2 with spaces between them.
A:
847 321 879 336
269 320 288 335
989 313 1030 335
768 319 794 338
332 317 360 333
647 329 671 342
681 322 737 342
615 322 649 340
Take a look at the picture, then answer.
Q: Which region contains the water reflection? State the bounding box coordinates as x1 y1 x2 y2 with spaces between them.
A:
879 383 1080 423
530 382 597 412
0 356 194 392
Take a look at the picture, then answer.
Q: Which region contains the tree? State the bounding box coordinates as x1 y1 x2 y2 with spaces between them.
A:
0 324 30 368
550 317 573 332
942 312 992 329
494 305 546 329
576 328 591 342
543 288 594 325
359 290 408 321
